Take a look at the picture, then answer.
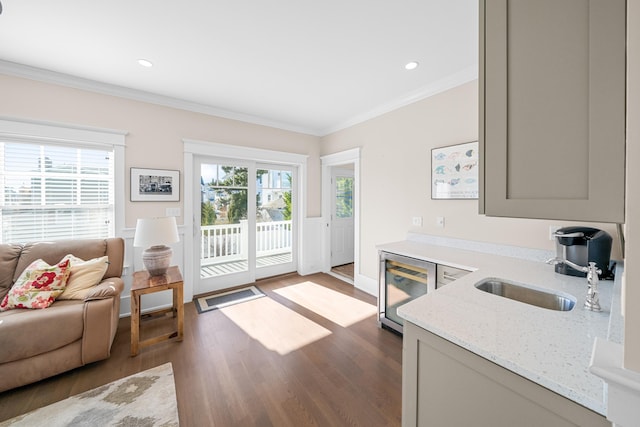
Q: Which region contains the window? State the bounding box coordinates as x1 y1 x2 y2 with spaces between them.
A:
335 176 353 219
0 118 126 243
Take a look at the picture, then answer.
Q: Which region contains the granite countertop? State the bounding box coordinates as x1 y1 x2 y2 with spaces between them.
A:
379 239 623 416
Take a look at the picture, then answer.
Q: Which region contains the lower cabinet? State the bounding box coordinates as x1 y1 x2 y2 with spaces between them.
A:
402 322 609 427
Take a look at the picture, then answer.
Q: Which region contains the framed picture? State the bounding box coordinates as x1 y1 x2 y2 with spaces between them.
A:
431 141 479 199
130 168 180 202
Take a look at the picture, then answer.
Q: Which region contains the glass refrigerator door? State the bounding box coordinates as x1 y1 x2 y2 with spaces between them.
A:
385 259 429 327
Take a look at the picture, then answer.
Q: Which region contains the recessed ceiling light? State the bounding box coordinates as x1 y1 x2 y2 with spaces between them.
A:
137 59 153 68
405 61 419 70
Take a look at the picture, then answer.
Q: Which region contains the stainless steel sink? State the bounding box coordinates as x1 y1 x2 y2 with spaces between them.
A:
475 279 576 311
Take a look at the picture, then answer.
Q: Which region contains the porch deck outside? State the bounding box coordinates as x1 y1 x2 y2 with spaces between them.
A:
200 220 292 279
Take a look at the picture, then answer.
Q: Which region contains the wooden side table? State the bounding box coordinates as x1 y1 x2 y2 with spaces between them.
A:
130 265 184 356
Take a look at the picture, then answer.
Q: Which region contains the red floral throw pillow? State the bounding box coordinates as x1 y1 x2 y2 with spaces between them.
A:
0 258 71 311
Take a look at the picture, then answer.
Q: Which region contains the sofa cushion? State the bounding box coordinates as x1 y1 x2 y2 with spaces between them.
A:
0 300 84 364
0 258 71 311
14 239 108 284
58 255 109 300
0 244 23 302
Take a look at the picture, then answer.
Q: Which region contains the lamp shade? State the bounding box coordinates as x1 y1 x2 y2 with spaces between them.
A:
133 216 179 248
133 217 179 276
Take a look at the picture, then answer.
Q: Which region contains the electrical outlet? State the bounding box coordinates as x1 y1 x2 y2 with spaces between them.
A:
412 216 423 227
436 216 445 228
166 207 181 217
549 225 560 240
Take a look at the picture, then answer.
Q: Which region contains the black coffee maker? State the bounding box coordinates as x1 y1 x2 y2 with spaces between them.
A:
553 226 612 278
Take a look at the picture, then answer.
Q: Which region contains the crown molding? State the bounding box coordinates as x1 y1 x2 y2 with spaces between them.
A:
0 60 323 137
321 64 478 136
0 59 478 138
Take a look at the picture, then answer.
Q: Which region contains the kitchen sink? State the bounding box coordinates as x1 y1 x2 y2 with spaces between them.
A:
475 279 576 311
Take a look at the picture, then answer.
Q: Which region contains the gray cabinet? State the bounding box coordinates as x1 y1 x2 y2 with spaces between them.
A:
402 322 610 427
479 0 626 223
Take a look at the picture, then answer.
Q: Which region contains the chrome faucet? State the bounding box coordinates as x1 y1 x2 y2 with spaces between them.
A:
585 263 602 311
546 257 602 311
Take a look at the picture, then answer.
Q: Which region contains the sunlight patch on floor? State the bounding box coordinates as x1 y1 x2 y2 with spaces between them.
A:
220 297 331 355
273 281 377 327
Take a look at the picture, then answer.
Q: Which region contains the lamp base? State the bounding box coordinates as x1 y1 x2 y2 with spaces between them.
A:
142 245 173 276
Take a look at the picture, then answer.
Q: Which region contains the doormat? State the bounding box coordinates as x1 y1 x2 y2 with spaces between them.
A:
195 285 265 314
0 363 178 427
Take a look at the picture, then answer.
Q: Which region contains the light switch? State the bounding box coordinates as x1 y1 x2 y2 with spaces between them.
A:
166 207 181 217
412 216 423 227
436 217 445 228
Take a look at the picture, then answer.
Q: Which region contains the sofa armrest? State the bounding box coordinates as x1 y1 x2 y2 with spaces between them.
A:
81 277 123 364
84 278 124 301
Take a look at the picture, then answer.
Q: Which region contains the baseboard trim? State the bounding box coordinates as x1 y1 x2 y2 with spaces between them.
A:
354 273 377 297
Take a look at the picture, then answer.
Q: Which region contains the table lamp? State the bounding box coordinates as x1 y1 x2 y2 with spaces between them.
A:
133 216 180 276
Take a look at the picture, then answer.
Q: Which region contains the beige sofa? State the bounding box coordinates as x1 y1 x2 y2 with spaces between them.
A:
0 238 124 392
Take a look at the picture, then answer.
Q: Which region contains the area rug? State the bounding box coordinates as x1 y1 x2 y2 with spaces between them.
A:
195 285 265 314
0 363 178 427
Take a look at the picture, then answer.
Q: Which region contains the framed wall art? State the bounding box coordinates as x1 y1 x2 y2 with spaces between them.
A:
431 141 479 199
130 168 180 202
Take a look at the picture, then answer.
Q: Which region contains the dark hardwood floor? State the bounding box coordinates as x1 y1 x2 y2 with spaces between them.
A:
0 273 403 426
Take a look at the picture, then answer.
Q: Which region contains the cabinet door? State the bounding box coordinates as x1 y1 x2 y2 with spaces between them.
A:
480 0 626 223
402 322 610 427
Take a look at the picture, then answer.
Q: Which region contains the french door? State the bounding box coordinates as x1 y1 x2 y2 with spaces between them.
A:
194 156 296 295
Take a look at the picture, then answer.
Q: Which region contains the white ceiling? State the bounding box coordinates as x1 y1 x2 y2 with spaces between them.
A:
0 0 478 136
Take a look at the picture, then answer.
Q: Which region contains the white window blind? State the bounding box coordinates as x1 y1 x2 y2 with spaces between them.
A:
0 141 115 243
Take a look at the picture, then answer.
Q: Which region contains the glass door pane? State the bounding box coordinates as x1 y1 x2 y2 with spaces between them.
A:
335 176 353 219
383 255 435 331
200 163 249 279
255 167 293 275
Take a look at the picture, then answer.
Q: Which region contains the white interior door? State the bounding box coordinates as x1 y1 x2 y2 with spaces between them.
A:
330 168 354 267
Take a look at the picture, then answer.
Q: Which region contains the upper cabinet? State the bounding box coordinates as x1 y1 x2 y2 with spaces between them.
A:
479 0 626 223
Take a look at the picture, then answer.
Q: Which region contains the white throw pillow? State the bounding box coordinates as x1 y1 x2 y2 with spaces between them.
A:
58 254 109 300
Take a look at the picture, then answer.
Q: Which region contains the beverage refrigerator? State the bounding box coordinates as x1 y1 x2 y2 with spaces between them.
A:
378 251 436 334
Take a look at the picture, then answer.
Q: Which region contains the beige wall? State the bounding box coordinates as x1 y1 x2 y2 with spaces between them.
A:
0 74 322 227
321 81 621 280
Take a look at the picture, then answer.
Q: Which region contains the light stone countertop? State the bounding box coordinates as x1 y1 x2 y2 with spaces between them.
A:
380 239 623 416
